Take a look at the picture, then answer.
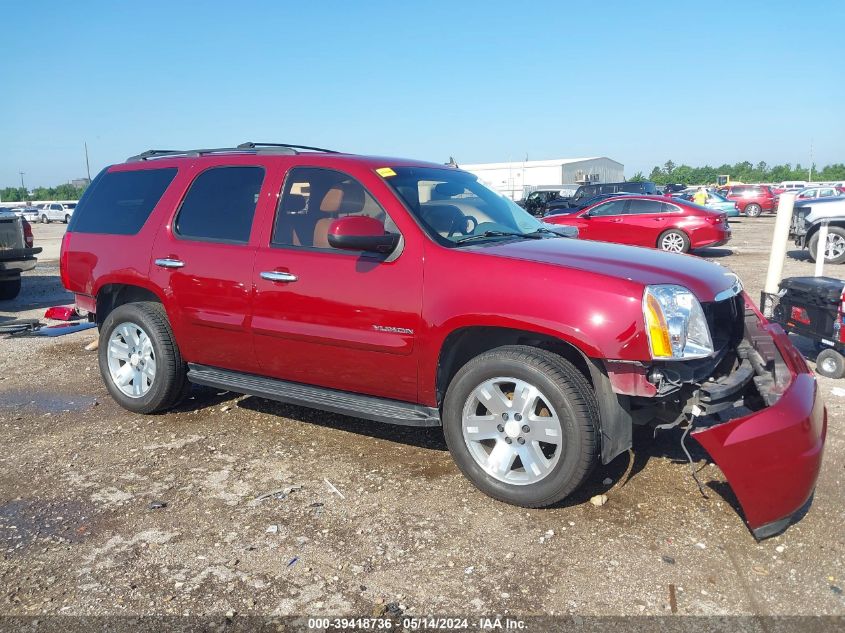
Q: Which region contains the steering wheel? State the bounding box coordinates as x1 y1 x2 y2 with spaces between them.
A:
448 214 478 237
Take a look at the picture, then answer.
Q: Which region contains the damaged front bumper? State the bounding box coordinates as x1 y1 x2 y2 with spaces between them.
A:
691 302 827 539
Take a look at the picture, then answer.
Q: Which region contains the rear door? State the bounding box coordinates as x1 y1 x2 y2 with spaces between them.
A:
148 162 268 373
617 198 670 246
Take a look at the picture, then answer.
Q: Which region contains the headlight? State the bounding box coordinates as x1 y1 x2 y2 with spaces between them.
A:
643 285 713 359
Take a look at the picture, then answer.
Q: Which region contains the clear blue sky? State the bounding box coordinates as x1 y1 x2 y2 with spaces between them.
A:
1 0 843 187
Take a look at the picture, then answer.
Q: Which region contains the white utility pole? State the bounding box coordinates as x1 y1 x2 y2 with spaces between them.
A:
814 221 829 277
764 192 797 295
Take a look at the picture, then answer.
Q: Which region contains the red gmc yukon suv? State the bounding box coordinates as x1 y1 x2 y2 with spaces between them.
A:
60 143 826 538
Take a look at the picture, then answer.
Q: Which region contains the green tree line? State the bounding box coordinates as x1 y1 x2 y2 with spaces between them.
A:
633 161 845 186
0 183 87 203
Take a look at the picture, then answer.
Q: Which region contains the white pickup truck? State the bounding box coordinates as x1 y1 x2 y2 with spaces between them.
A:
38 202 76 224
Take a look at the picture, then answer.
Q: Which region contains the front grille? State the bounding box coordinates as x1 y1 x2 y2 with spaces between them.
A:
791 206 810 236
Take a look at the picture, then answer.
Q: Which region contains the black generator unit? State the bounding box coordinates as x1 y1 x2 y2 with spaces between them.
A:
762 276 845 378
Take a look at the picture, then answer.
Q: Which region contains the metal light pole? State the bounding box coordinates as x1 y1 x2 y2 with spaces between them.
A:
19 172 26 201
84 141 91 181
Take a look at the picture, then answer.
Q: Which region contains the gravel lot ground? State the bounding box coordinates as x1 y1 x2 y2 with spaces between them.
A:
1 218 843 623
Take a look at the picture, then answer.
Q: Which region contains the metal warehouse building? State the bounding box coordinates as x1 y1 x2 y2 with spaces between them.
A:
460 157 625 200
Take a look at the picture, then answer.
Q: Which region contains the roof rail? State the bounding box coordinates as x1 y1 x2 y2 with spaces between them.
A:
126 142 340 162
237 142 339 154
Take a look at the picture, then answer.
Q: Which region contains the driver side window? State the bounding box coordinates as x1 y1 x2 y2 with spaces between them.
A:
589 200 627 217
273 167 397 249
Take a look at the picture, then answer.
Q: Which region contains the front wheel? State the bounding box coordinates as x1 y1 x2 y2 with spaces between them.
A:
64 214 70 223
658 229 690 253
41 214 49 224
807 226 845 265
442 345 599 508
744 204 762 217
98 301 188 414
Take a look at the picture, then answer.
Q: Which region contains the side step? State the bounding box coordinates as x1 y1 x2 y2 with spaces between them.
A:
187 364 441 427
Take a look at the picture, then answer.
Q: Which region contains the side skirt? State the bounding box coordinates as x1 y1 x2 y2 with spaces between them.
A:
187 364 441 427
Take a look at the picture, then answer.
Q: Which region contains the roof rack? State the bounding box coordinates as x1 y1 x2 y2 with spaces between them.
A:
126 142 339 162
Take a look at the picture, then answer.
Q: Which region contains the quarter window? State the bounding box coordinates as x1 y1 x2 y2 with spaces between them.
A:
273 167 396 249
68 167 177 235
175 166 264 243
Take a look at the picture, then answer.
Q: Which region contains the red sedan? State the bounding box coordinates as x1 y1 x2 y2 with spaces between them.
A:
543 195 730 254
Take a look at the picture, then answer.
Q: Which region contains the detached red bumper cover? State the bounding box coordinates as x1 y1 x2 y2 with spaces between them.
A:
693 322 827 539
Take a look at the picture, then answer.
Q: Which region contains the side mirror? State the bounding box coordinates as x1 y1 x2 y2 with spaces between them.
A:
327 216 400 254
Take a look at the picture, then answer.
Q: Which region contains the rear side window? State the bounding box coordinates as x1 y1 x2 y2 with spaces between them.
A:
626 199 661 214
69 168 177 235
175 166 264 244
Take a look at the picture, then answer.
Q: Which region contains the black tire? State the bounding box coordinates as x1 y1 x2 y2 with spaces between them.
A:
657 229 691 253
807 226 845 265
98 301 187 414
41 214 49 224
0 277 21 300
744 204 762 217
64 214 70 223
442 345 599 508
816 348 845 379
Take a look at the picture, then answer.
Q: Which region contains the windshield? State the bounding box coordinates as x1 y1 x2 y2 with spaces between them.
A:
382 167 543 246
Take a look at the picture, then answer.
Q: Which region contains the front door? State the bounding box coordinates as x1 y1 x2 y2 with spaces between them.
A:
148 163 267 373
251 166 423 402
577 199 629 243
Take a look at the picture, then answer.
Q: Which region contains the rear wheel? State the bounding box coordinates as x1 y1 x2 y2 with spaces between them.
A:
98 301 187 413
64 214 70 223
744 204 762 217
442 345 599 508
0 277 21 300
41 214 49 224
816 348 845 379
807 227 845 264
658 229 690 253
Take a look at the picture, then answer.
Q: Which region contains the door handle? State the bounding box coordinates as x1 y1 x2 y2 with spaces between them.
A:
154 258 185 269
260 271 298 283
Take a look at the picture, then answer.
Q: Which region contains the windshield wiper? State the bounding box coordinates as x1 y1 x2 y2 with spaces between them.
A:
455 230 543 244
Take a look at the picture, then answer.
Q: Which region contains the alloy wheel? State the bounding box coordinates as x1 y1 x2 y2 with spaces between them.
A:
825 234 845 261
461 377 563 485
660 233 685 252
106 322 156 398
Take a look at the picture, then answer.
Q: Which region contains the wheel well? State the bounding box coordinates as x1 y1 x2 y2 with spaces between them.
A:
435 326 593 405
807 221 845 241
95 284 162 326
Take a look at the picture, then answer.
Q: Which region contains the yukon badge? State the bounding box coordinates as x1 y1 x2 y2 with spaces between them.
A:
372 325 414 335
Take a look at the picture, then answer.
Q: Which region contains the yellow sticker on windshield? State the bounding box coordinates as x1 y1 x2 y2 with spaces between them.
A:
376 167 397 178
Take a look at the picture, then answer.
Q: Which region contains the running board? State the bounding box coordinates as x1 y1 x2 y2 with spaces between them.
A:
187 364 441 427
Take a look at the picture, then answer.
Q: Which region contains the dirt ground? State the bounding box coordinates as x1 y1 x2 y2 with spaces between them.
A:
1 219 843 623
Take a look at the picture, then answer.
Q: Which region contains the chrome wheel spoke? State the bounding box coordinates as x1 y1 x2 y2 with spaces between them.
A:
115 363 134 386
517 442 551 478
527 414 561 442
475 382 512 416
510 380 539 417
108 340 130 361
464 414 500 440
488 440 518 475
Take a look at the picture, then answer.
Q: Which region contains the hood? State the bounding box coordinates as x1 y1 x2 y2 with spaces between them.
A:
476 237 740 302
803 198 845 222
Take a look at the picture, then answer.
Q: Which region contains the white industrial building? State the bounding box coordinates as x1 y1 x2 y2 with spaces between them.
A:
460 157 625 200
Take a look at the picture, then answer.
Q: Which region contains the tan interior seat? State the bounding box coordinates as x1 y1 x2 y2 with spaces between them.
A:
313 182 367 248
